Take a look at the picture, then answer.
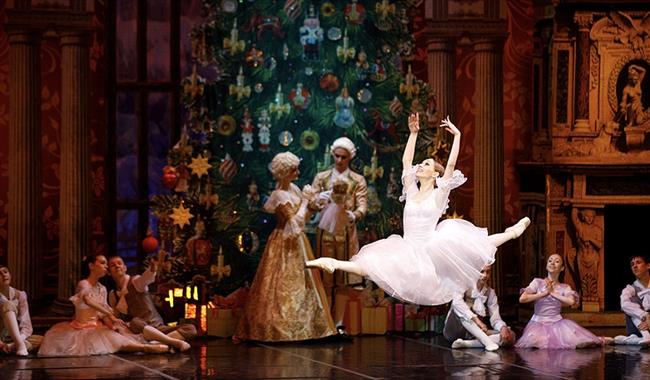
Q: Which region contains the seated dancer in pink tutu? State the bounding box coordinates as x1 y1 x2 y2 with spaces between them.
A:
39 255 169 356
516 254 613 349
307 113 530 306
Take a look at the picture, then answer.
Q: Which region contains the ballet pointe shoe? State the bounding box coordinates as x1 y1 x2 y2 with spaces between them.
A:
505 217 531 239
305 257 336 274
15 342 28 357
143 344 169 354
177 341 191 352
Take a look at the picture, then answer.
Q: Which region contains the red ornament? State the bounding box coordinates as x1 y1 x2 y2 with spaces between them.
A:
319 72 340 93
161 165 179 189
142 234 159 254
219 154 237 183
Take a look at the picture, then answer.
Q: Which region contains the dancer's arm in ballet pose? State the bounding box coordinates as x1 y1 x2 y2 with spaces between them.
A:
439 116 461 180
402 113 420 171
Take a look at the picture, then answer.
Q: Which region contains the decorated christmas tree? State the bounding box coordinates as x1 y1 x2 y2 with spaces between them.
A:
151 0 438 303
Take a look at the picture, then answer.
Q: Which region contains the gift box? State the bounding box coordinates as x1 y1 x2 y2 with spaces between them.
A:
206 308 240 337
361 306 388 335
343 289 362 335
405 318 427 332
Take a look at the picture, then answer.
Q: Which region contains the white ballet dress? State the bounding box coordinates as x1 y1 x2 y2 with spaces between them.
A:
351 167 497 305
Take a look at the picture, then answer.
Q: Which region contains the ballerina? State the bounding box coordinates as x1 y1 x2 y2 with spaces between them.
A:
306 113 530 306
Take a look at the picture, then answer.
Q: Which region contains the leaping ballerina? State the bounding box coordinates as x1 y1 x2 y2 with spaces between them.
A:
306 113 530 306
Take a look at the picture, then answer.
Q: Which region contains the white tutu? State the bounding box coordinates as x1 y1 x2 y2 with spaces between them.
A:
351 168 496 305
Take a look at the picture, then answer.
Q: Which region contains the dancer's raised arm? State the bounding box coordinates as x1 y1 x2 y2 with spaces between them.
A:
402 113 419 171
440 116 461 179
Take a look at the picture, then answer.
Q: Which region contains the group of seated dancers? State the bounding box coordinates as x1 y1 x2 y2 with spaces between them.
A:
1 114 649 356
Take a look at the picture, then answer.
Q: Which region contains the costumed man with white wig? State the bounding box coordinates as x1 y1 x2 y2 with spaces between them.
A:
310 137 368 336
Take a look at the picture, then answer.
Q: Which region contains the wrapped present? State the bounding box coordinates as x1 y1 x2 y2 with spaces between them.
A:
211 287 249 309
405 318 427 332
427 314 446 334
361 306 388 335
343 289 362 335
206 308 240 337
391 302 404 332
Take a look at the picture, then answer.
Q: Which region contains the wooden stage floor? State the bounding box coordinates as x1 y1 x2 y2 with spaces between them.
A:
1 335 646 379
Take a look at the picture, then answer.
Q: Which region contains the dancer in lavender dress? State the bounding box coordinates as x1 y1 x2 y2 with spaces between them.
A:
307 114 531 306
516 254 613 349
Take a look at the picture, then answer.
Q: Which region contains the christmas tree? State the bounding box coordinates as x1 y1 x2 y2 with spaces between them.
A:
151 0 437 301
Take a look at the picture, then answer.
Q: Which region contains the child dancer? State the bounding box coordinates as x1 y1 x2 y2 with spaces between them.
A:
307 114 530 306
39 255 169 356
614 254 650 347
516 254 612 349
0 266 42 356
444 265 516 351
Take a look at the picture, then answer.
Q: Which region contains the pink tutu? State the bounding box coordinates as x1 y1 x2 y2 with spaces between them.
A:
515 318 603 349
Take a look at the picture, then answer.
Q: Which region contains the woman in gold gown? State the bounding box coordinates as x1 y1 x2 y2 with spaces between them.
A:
234 152 337 342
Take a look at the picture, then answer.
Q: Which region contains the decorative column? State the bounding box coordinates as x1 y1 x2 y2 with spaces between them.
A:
427 39 455 119
573 13 592 132
7 31 42 299
473 37 505 292
54 32 91 313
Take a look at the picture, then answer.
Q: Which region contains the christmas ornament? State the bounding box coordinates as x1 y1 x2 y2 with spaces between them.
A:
304 67 314 76
200 185 220 210
321 2 336 17
356 88 372 103
356 48 370 79
257 110 272 152
240 107 254 152
254 83 264 93
299 5 324 61
170 202 193 228
269 84 291 118
264 56 277 70
366 184 382 214
161 165 179 189
245 44 264 68
282 43 289 60
344 0 366 25
211 247 232 281
223 18 246 55
235 229 260 255
381 44 392 55
174 165 190 193
257 16 284 40
399 65 420 100
142 231 159 254
327 27 342 41
399 41 414 61
283 0 303 22
386 167 401 200
319 72 340 92
300 130 320 151
172 127 193 158
317 143 332 172
188 153 212 178
336 29 356 64
228 66 251 101
333 87 355 128
221 0 237 13
389 96 403 116
278 130 294 146
190 28 210 65
375 0 396 31
246 181 261 211
288 82 311 110
363 148 384 184
185 219 211 266
217 115 236 136
370 58 386 82
182 65 204 102
219 153 237 183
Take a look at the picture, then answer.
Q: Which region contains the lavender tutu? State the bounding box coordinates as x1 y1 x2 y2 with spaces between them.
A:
351 169 496 305
515 278 602 349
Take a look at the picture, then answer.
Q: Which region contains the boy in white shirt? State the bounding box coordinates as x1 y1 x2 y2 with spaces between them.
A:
615 254 650 347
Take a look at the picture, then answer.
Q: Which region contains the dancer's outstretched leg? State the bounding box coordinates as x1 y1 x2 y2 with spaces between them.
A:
2 307 27 356
487 217 531 248
452 333 501 349
457 319 499 351
143 325 191 352
305 258 367 277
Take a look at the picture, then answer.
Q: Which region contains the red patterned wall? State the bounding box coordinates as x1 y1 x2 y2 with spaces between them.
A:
0 1 108 295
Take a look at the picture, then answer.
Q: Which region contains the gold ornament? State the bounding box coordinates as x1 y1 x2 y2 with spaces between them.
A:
223 18 245 55
375 0 395 20
228 66 251 101
399 65 420 100
188 154 212 178
170 203 194 228
210 247 232 281
183 65 204 100
363 148 384 184
336 29 355 63
268 84 291 118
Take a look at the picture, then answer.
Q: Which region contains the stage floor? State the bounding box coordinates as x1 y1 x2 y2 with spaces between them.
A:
1 335 647 379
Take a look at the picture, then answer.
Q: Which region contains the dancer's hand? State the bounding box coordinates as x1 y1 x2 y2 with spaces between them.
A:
440 116 460 136
472 317 489 332
316 190 332 207
640 315 649 331
408 113 420 134
302 185 316 201
346 210 356 223
500 327 516 347
0 342 9 354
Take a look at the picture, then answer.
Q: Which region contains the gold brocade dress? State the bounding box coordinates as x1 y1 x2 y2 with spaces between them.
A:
234 184 337 342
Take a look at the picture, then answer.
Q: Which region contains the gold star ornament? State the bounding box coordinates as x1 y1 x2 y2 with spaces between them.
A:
170 203 194 228
188 154 212 178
